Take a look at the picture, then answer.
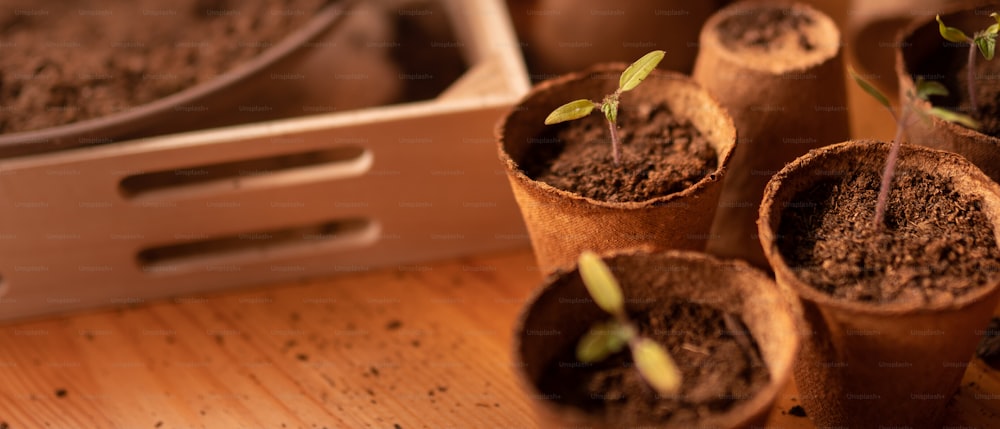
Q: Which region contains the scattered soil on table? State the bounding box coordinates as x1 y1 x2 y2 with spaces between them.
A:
385 319 403 331
54 388 67 398
716 6 817 52
788 405 807 417
537 301 770 426
522 102 717 203
919 45 1000 138
777 167 1000 304
977 317 1000 369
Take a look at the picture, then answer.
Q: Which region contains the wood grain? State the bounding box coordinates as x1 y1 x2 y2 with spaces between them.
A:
0 248 997 428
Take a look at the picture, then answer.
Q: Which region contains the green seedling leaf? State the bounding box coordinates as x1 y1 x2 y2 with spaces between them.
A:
578 251 625 316
976 33 996 60
545 99 596 125
938 14 971 43
619 50 665 93
990 13 1000 34
576 319 631 363
849 67 891 110
928 106 981 129
631 338 683 396
915 78 949 100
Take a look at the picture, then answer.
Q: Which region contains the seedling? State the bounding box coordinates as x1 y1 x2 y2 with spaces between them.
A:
850 69 979 230
936 13 999 113
574 250 682 396
544 50 666 166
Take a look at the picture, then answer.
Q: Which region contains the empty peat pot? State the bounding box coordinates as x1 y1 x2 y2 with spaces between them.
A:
758 139 1000 428
895 1 1000 183
693 0 850 269
513 249 801 428
496 64 736 276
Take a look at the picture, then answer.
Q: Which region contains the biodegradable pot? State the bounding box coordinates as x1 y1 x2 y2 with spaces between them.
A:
496 64 736 276
507 0 725 77
693 0 850 269
896 2 1000 183
512 249 801 428
758 140 1000 428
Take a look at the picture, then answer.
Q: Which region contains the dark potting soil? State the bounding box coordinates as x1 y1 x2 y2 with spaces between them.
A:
716 6 817 52
0 0 331 133
537 301 770 426
0 0 466 134
524 102 718 203
777 167 1000 304
976 316 1000 369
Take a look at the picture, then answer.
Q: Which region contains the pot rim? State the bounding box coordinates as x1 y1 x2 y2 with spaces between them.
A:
894 0 1000 146
698 0 841 74
495 63 737 210
759 139 1000 314
511 248 802 428
0 0 358 157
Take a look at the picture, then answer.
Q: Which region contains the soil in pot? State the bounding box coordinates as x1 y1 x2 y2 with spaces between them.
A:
776 166 1000 304
0 0 465 135
716 5 819 53
522 102 717 203
537 300 770 426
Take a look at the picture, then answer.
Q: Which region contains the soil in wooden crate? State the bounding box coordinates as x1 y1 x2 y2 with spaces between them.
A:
537 301 769 426
0 0 465 134
716 5 818 53
0 0 327 133
521 102 717 203
777 167 1000 304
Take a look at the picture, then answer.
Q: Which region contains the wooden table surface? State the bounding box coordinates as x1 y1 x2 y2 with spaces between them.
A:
0 247 998 429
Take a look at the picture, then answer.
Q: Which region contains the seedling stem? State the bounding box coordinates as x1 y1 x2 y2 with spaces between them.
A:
575 251 682 396
545 51 666 166
936 13 999 114
851 69 979 231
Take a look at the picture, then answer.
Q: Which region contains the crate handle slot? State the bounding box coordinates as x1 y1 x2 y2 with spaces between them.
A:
137 217 379 275
119 146 372 200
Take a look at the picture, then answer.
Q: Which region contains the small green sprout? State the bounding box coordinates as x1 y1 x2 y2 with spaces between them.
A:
544 50 666 166
575 251 682 396
936 13 1000 113
850 68 979 230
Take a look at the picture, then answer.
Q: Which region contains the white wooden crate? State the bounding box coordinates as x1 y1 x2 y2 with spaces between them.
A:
0 0 531 321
